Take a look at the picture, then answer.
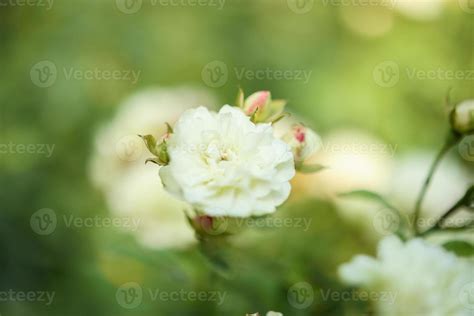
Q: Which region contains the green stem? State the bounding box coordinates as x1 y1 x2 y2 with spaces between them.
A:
413 133 460 234
419 185 474 236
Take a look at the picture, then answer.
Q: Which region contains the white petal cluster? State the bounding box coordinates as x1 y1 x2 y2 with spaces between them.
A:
89 87 216 249
160 105 295 217
339 236 473 316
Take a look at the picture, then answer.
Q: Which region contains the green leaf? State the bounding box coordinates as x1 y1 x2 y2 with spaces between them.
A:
338 190 408 231
297 164 326 174
443 240 474 257
339 190 399 213
138 134 159 156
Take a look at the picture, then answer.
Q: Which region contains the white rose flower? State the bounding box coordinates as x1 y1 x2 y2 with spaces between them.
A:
159 105 295 217
89 86 216 249
339 236 472 316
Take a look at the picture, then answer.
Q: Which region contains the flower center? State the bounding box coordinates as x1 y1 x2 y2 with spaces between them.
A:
203 140 238 165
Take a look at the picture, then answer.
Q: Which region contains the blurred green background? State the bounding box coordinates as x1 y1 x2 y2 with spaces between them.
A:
1 0 473 315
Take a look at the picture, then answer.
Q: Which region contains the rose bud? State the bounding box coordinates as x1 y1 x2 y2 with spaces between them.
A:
243 91 271 115
451 100 474 135
242 91 287 123
284 124 321 162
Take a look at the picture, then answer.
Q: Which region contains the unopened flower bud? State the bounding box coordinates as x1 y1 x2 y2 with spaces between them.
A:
243 91 271 115
242 91 286 123
284 124 321 162
451 100 474 135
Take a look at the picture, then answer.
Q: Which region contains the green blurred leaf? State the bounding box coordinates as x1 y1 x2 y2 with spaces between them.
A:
298 164 326 174
443 240 474 257
339 190 399 213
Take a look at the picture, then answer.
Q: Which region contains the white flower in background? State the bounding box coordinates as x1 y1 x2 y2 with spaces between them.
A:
392 0 444 21
160 105 295 217
266 312 283 316
283 124 321 162
389 152 472 233
451 100 474 135
288 129 394 235
89 87 216 249
293 129 394 198
339 236 472 316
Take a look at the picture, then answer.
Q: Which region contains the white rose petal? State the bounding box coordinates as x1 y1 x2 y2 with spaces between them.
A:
339 236 472 316
160 105 295 217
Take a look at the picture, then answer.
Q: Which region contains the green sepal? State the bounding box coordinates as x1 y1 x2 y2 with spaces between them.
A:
139 134 159 156
139 134 169 165
236 87 244 108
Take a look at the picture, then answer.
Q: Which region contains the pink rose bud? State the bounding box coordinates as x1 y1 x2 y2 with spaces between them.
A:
244 91 271 115
284 124 321 162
